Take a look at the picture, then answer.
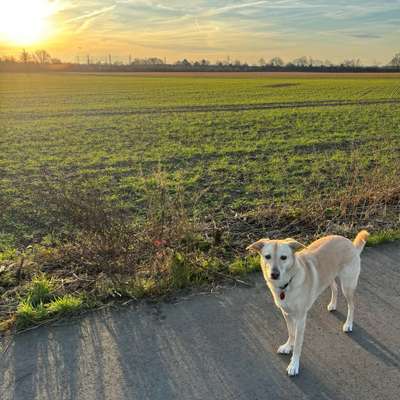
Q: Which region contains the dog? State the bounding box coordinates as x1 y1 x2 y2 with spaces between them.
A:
247 230 369 376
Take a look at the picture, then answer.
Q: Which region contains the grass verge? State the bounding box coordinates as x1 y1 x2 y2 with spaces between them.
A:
1 163 399 335
367 230 400 246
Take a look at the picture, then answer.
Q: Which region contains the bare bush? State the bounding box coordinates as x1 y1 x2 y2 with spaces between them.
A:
23 172 213 281
239 154 400 242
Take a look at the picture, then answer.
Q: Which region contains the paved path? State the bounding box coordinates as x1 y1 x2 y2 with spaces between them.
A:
1 243 400 400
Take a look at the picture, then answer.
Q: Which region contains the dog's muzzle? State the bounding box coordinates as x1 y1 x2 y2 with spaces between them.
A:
270 269 280 280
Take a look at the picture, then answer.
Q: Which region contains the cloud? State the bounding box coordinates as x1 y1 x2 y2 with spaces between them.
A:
3 0 398 65
349 33 382 39
60 3 117 34
65 5 116 23
203 1 270 17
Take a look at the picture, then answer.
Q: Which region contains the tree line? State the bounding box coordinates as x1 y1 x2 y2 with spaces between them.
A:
1 49 400 72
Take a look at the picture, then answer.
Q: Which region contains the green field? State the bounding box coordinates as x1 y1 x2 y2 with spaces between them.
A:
1 72 400 329
1 73 400 247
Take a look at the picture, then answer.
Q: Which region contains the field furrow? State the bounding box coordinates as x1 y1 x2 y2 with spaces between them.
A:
0 73 399 249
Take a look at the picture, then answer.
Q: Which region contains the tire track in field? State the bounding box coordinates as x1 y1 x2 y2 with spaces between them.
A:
58 98 400 115
3 98 400 119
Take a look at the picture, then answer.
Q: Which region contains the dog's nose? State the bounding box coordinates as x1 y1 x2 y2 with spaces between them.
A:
271 270 280 280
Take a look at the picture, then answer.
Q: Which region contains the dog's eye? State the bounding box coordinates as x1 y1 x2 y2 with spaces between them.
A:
280 255 287 260
265 254 271 260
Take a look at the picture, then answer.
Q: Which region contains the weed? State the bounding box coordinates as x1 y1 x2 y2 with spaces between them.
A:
26 274 55 306
12 275 83 329
229 256 260 276
15 301 48 329
367 230 400 246
0 270 17 287
46 295 83 314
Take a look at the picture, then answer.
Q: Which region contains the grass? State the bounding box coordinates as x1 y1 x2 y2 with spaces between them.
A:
228 255 260 276
26 274 55 306
367 230 400 246
15 301 49 328
1 72 399 332
46 295 83 314
12 274 83 329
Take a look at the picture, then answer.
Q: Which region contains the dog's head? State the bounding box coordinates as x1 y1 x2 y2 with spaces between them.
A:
246 238 304 282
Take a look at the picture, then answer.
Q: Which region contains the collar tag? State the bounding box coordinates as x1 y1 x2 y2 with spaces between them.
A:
280 291 285 300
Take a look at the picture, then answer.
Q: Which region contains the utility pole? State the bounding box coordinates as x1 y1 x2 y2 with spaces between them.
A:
129 54 132 64
87 54 90 65
108 54 112 65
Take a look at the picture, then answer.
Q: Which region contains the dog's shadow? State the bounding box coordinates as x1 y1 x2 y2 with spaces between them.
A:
333 311 400 368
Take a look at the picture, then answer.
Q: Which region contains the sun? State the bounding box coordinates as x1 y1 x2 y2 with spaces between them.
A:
0 0 54 46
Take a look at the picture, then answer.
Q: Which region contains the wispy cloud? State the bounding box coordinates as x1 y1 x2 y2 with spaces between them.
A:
65 5 116 23
349 33 382 39
3 0 398 65
203 1 270 17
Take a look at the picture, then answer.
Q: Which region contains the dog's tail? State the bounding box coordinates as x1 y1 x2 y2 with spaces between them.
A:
353 230 369 252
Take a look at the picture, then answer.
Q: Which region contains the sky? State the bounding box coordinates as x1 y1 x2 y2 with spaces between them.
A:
0 0 399 64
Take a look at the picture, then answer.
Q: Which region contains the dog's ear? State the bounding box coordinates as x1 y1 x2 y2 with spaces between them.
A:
285 238 305 251
246 239 269 253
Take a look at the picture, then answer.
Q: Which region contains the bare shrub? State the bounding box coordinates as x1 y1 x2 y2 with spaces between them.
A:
24 171 213 284
237 151 400 242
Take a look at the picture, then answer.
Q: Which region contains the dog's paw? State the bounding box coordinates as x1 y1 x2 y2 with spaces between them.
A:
343 322 353 333
287 359 300 376
277 342 292 354
327 302 337 312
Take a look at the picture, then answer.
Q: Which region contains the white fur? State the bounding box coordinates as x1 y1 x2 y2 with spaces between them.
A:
247 231 368 376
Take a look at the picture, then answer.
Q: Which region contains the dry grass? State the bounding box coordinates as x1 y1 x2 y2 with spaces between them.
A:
0 172 228 331
1 155 400 332
239 154 400 243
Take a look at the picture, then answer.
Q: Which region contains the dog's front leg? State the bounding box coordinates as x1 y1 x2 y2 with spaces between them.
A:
278 311 294 354
287 314 307 376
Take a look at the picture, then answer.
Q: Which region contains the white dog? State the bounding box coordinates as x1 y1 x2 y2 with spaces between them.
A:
247 230 369 376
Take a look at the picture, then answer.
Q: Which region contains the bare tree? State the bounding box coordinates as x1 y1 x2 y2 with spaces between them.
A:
19 49 30 64
175 59 192 67
342 58 361 68
291 56 308 67
309 58 324 67
258 58 266 66
0 56 16 64
389 52 400 67
147 57 164 65
35 49 51 64
270 57 284 67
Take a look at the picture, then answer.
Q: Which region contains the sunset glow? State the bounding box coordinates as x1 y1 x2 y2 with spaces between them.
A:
0 0 54 45
0 1 399 64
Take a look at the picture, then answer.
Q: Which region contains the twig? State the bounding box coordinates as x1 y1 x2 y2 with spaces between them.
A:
122 298 136 306
215 271 253 287
71 272 96 282
196 264 253 287
11 317 60 336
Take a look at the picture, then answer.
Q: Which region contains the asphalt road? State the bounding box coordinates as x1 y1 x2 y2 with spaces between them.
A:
1 243 400 400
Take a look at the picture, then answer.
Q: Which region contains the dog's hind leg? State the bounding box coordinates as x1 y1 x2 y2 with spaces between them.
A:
341 285 355 332
339 258 361 333
278 312 294 354
327 280 338 311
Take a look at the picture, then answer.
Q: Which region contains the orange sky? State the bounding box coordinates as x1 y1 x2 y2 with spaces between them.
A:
0 0 399 65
